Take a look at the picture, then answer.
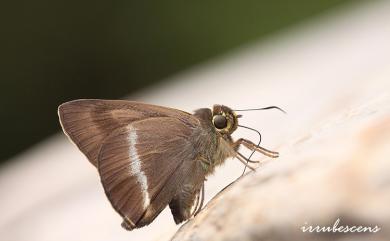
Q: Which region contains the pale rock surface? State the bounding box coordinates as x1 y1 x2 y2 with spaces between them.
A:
172 97 390 241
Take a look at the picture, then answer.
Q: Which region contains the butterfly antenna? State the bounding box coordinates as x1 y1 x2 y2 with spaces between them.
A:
237 125 262 176
234 106 286 114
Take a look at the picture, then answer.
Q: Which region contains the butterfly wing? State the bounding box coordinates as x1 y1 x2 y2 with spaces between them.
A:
169 181 204 224
97 116 207 230
58 99 191 167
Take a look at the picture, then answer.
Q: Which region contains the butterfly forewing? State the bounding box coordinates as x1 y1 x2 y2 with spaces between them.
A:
58 99 191 167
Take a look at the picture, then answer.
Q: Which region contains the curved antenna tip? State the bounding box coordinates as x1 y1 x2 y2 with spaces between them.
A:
234 106 287 114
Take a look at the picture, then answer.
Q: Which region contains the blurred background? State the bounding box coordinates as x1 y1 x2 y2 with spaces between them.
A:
0 0 354 164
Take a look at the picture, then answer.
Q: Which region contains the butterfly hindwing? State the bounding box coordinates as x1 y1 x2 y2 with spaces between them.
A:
97 116 206 229
169 181 204 224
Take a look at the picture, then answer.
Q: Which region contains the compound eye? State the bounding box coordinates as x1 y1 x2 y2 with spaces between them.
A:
213 115 227 129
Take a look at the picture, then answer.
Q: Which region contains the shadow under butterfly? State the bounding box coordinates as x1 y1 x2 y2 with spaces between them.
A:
58 100 284 230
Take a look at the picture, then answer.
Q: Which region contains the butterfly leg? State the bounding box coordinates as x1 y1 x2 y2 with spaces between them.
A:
192 183 204 217
235 152 256 171
234 138 279 158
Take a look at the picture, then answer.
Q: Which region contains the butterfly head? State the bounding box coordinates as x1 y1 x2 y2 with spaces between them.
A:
212 105 239 135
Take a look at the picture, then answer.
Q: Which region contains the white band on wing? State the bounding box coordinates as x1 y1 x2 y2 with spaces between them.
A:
128 125 151 210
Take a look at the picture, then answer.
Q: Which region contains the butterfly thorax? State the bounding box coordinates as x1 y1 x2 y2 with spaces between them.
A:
192 108 237 175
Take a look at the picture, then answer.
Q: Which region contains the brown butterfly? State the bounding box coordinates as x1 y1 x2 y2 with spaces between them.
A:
58 99 281 230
